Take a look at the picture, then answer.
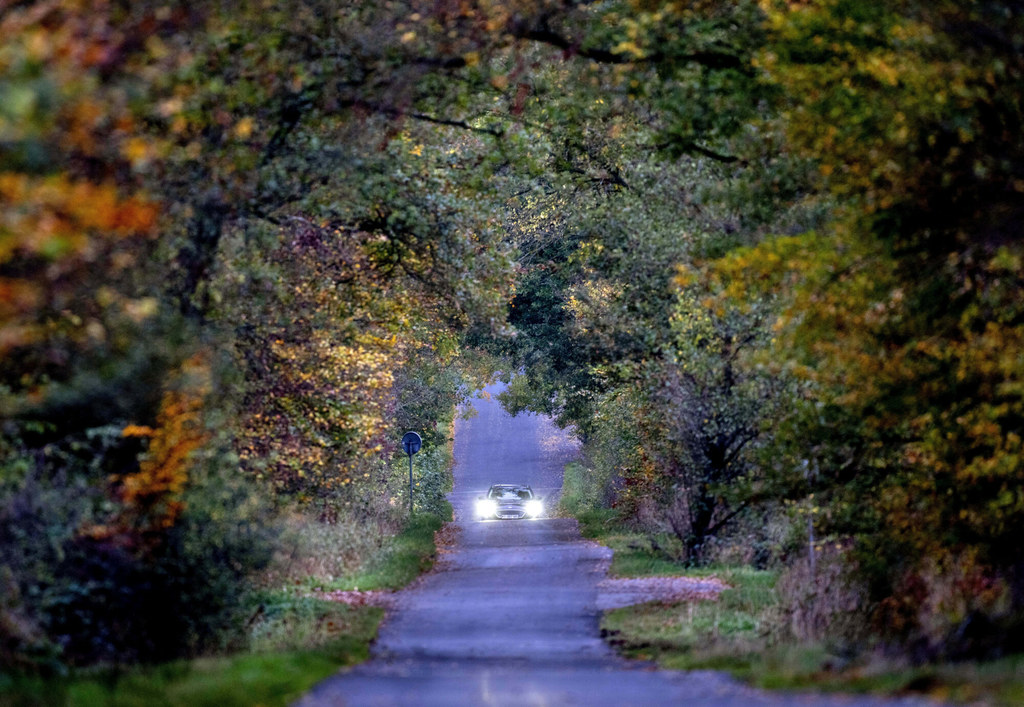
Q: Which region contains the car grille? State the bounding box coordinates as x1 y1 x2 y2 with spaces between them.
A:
497 507 526 519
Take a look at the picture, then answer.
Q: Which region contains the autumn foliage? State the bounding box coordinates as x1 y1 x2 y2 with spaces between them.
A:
697 0 1024 657
114 355 212 538
489 0 1024 659
2 0 1023 674
2 0 508 670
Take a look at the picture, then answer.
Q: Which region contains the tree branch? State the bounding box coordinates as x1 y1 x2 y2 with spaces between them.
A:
407 110 504 138
512 24 746 71
515 26 630 64
676 142 744 165
411 55 469 70
707 499 751 536
343 99 504 137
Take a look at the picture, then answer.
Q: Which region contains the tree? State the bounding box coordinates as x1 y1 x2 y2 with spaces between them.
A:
638 280 781 563
701 0 1024 656
1 0 522 667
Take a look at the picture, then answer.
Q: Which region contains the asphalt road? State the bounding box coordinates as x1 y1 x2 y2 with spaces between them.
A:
298 384 940 707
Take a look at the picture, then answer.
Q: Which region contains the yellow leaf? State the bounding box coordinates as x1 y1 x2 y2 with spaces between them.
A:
234 117 254 139
121 137 151 166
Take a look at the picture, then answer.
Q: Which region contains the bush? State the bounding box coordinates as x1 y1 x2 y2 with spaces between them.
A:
260 512 398 590
407 441 454 520
559 462 609 517
773 548 869 650
0 426 276 671
40 459 276 666
869 550 1023 662
0 428 119 672
247 594 383 655
256 418 454 594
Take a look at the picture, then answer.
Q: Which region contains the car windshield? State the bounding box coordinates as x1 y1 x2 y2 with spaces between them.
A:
488 487 532 500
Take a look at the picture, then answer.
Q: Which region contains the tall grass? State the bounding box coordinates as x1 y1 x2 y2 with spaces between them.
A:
582 505 1024 705
559 461 608 517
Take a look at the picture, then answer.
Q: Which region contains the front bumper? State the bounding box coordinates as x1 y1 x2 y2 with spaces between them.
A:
495 506 528 519
476 496 543 520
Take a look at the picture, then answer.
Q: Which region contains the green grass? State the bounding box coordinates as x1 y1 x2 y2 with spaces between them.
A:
563 463 695 578
705 644 1024 706
559 461 605 518
292 509 447 593
574 508 690 578
600 566 778 671
561 474 785 677
343 511 446 590
594 547 1024 704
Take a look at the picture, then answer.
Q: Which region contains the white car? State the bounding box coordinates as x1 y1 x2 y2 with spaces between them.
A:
475 484 543 520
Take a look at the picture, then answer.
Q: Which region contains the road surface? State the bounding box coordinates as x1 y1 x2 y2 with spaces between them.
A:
298 384 939 706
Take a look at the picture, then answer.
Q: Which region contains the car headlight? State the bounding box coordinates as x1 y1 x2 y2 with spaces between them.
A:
476 499 497 518
525 499 543 517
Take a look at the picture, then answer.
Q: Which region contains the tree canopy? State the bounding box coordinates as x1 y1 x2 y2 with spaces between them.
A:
2 0 1023 668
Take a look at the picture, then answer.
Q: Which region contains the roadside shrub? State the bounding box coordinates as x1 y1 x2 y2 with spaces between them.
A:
0 429 117 672
247 594 382 654
773 547 869 650
155 463 277 656
703 506 788 570
870 549 1021 662
0 424 275 670
401 438 453 520
41 457 275 665
257 422 454 591
776 544 1024 663
560 462 609 517
0 566 56 674
260 510 400 589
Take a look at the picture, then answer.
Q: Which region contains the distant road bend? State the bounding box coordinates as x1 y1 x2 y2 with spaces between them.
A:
298 384 941 706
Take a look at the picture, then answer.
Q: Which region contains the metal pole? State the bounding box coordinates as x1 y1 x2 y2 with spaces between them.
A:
401 431 421 518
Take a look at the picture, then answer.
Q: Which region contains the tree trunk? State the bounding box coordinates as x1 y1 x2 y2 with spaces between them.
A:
172 198 227 319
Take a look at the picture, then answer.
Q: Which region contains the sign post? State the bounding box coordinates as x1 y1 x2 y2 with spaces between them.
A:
402 431 422 516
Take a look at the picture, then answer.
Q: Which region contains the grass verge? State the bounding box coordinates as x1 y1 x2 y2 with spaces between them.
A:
589 531 1024 707
604 595 1024 707
563 464 1024 705
599 567 779 673
575 508 689 578
324 510 447 591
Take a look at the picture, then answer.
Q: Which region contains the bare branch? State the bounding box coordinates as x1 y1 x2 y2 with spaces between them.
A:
707 500 751 536
676 142 744 165
344 99 504 138
407 110 504 138
512 25 746 72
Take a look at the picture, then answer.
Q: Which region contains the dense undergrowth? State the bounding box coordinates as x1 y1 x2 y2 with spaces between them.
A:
2 603 380 707
563 463 1024 706
0 434 454 706
0 508 448 707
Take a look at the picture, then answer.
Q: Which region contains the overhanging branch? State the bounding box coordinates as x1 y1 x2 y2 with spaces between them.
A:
513 24 746 71
344 99 504 138
678 142 744 165
407 110 504 138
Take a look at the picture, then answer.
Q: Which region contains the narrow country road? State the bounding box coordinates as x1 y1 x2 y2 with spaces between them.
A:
298 385 940 706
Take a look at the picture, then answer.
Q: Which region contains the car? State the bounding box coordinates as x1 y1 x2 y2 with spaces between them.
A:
475 484 544 520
